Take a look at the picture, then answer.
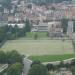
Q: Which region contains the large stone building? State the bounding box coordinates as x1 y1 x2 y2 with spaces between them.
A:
48 21 63 37
31 21 63 37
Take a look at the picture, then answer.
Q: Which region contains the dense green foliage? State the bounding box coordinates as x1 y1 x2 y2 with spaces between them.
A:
0 26 8 43
6 50 23 64
0 50 23 64
72 40 75 57
71 66 75 75
0 51 7 63
0 20 31 46
34 33 38 40
28 64 49 75
70 59 75 75
25 19 31 32
73 21 75 32
0 25 26 45
31 60 41 67
8 25 25 39
7 62 22 75
0 50 23 75
46 63 54 71
61 18 68 34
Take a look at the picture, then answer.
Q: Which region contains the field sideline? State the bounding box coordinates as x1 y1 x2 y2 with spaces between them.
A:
0 39 74 55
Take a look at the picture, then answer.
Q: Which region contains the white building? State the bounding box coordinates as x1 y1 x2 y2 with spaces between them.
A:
8 23 25 28
31 23 48 32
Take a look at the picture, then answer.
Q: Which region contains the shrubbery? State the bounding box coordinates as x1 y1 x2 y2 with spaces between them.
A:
29 62 49 75
0 50 23 75
0 50 23 64
7 62 23 75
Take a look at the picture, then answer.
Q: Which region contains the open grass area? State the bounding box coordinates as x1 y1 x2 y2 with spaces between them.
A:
29 54 74 62
26 32 48 38
0 39 74 56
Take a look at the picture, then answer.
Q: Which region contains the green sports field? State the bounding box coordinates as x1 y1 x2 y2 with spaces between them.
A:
29 54 74 62
0 39 74 56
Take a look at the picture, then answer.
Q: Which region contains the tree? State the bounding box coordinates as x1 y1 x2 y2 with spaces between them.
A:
46 63 54 71
65 63 70 70
25 19 31 32
71 59 75 66
7 62 22 75
58 61 65 69
8 25 13 33
31 60 41 67
71 66 75 75
72 40 75 56
0 26 7 42
0 51 6 63
73 21 75 32
34 33 38 40
0 27 5 42
28 64 49 75
13 25 19 39
61 18 68 34
6 50 23 64
18 29 25 37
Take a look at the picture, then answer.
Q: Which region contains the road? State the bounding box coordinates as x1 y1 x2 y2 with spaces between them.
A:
23 58 32 75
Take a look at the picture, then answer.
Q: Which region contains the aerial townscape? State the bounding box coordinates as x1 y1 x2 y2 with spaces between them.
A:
0 0 75 75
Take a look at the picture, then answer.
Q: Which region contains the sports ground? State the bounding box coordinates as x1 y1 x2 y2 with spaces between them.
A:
1 39 74 56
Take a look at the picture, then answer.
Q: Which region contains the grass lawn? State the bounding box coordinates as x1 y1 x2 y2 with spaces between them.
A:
29 54 74 62
26 32 48 38
0 39 74 56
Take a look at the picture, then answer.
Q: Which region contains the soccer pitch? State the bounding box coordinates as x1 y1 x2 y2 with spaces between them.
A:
0 39 74 55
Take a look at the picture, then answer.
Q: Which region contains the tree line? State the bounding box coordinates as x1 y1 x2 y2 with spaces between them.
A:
0 50 23 64
0 19 31 47
0 50 23 75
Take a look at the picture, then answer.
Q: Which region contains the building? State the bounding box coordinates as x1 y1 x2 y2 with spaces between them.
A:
31 22 48 32
48 21 63 37
8 23 25 28
31 21 63 37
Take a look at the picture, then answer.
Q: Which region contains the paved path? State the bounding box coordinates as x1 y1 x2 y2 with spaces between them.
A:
23 58 32 75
